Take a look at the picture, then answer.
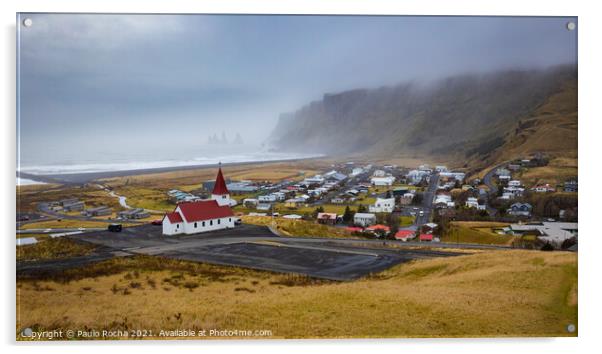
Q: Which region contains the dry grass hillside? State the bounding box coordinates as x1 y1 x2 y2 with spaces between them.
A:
468 79 577 177
17 250 577 339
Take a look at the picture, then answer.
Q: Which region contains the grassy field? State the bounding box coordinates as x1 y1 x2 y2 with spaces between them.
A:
241 216 358 238
441 221 516 246
16 250 577 339
18 219 135 230
17 238 97 262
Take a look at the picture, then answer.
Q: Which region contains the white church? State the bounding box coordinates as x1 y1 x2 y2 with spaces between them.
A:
162 166 238 236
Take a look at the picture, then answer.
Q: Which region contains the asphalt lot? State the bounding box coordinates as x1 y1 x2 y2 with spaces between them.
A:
23 224 463 281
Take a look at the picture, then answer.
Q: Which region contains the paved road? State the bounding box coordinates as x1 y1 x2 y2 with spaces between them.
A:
36 202 145 225
414 173 440 226
482 162 509 216
18 224 481 281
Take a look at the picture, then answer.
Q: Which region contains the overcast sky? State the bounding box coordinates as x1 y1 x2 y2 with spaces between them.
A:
18 14 577 163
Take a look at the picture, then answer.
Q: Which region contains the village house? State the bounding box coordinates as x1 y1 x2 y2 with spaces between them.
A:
162 167 237 236
502 186 525 198
82 206 112 217
507 202 532 217
243 198 258 208
505 222 577 246
366 224 391 237
508 180 522 187
564 180 578 193
118 208 150 220
465 197 485 210
354 212 377 227
369 197 395 213
372 169 386 177
317 212 338 225
370 176 395 186
395 230 416 241
407 169 430 184
531 183 556 193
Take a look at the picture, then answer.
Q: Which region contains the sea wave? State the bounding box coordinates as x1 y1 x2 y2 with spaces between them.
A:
18 152 322 176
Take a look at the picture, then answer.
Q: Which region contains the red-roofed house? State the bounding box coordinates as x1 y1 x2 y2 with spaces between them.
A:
317 212 338 225
419 234 433 242
163 167 237 235
366 224 391 236
395 230 415 241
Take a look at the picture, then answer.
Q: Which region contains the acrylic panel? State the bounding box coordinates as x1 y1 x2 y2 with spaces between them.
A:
16 13 578 340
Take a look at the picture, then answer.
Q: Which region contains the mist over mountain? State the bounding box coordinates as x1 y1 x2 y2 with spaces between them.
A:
267 65 577 162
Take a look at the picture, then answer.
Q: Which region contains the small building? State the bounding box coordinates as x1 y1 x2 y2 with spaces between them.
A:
395 230 415 241
419 234 434 242
507 203 532 217
564 180 578 193
369 197 395 213
531 184 555 193
63 201 85 212
508 180 522 187
354 212 377 227
118 208 150 220
366 224 391 236
83 206 112 217
370 176 395 186
317 212 338 225
243 198 259 208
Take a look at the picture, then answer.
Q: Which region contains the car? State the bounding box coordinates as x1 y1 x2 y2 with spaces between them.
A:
108 223 122 232
151 219 162 225
234 218 242 226
419 211 424 216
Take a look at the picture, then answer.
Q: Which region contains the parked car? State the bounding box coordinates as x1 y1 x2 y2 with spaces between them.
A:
108 223 122 232
151 219 162 225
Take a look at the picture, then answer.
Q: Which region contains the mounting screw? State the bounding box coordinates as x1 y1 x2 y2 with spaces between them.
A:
566 22 576 31
23 18 33 27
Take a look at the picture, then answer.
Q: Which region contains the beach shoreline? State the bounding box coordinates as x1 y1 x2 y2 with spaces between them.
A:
16 156 327 184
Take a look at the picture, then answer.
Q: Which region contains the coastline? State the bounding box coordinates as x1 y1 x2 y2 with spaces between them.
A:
17 156 326 185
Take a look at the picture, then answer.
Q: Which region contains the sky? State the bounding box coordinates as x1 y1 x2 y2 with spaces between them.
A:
17 14 577 165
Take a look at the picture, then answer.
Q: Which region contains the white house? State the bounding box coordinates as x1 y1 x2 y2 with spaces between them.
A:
354 213 377 227
465 197 486 210
371 176 395 186
369 197 395 213
531 184 555 193
163 167 237 236
508 180 522 187
258 194 277 203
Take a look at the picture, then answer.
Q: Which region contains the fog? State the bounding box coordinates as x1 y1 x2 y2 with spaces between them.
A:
17 14 576 166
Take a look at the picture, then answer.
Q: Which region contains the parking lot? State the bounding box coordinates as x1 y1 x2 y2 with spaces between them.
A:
17 224 464 281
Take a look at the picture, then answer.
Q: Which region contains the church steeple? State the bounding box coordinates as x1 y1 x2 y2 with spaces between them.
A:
212 163 229 195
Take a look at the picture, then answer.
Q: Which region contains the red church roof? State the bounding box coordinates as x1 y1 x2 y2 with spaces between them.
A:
212 167 229 195
165 212 183 223
176 200 234 223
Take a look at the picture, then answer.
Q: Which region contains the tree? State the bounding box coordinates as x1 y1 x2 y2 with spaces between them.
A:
312 206 324 218
385 190 392 198
386 214 400 238
342 206 354 224
357 204 368 213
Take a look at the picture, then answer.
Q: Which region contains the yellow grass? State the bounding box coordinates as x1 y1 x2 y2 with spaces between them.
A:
241 216 357 238
17 238 96 262
16 250 577 339
19 219 121 230
442 222 515 246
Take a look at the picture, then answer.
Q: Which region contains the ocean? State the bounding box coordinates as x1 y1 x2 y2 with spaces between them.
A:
17 144 319 177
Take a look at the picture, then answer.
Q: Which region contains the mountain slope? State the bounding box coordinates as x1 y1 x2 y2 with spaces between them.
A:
267 65 577 165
